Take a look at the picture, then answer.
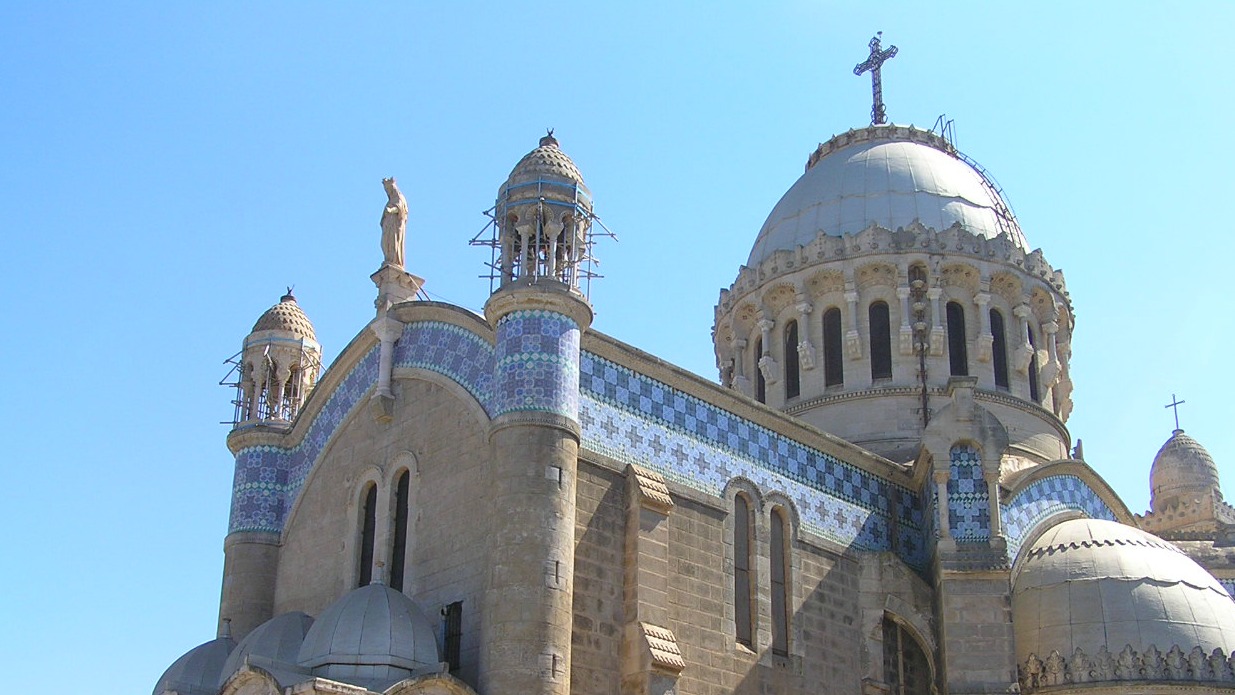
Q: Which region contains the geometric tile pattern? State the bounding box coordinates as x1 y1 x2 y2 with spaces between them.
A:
494 310 580 419
1002 474 1117 560
578 353 927 569
947 444 991 542
393 320 495 415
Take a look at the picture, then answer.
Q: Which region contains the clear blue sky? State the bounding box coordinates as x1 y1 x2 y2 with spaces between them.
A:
2 3 1231 692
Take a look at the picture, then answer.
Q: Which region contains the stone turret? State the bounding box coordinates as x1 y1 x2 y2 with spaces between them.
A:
237 290 321 425
479 133 594 695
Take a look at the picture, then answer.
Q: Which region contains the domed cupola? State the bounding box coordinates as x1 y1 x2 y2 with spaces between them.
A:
715 124 1074 464
1151 429 1223 513
217 611 314 686
297 583 441 687
234 290 323 425
153 632 236 695
487 132 595 294
1012 518 1235 690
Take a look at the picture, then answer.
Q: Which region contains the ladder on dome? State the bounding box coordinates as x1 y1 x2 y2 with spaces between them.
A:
931 114 1022 243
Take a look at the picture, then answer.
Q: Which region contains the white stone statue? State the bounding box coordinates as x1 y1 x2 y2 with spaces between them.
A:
380 177 408 269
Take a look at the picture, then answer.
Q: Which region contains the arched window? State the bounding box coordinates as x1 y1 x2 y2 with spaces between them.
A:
869 302 892 380
990 309 1009 389
883 616 931 695
823 308 843 387
390 470 410 592
733 494 755 648
1027 326 1041 403
946 301 968 376
784 321 800 399
357 483 377 587
770 508 790 656
754 337 766 404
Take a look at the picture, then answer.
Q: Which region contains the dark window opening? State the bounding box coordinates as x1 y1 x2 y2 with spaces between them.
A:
946 302 968 376
390 471 410 591
358 484 377 587
870 302 892 380
755 337 766 404
734 494 754 647
883 617 931 695
823 308 844 387
1027 326 1041 402
770 510 790 656
990 309 1009 389
442 601 463 672
784 321 800 399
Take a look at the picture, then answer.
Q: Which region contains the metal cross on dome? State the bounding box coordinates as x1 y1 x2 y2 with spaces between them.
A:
853 32 898 125
1165 393 1186 430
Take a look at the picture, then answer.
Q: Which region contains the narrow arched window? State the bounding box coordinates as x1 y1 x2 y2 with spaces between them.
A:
869 302 892 380
990 309 1009 389
754 337 766 404
770 508 790 656
358 483 377 587
823 308 843 387
946 302 968 376
390 471 410 591
784 321 800 399
1027 326 1041 403
883 617 931 695
733 494 754 648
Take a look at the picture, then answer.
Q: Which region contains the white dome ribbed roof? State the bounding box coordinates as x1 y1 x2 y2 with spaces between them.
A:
218 612 314 686
748 126 1027 266
1151 429 1222 513
153 635 236 695
297 584 440 678
1012 517 1235 662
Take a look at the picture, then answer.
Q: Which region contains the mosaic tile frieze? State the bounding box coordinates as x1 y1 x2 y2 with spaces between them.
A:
948 444 991 542
1002 474 1117 559
392 320 496 415
578 353 926 569
493 310 581 419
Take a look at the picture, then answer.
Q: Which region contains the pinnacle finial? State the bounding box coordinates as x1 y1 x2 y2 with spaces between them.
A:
1165 394 1186 431
540 128 559 148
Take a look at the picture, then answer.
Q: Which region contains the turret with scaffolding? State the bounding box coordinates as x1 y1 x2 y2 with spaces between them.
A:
220 289 323 428
472 131 613 298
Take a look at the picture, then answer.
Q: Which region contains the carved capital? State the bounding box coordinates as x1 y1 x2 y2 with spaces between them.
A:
1013 303 1032 319
974 292 991 306
895 286 910 300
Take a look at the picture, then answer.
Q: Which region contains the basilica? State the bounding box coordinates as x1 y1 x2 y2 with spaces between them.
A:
154 50 1235 695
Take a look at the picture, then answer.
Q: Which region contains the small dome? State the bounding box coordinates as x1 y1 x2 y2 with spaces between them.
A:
1012 517 1235 663
1151 429 1222 513
503 132 588 189
251 291 316 339
748 125 1027 267
153 635 236 695
298 584 440 683
218 612 314 686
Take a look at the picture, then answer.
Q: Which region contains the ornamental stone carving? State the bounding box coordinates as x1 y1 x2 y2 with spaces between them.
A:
1019 644 1235 692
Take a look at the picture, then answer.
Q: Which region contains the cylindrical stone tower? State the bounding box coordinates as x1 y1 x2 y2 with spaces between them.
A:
479 133 595 695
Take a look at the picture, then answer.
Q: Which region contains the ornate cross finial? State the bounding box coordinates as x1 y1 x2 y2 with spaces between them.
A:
853 32 898 125
1165 393 1186 430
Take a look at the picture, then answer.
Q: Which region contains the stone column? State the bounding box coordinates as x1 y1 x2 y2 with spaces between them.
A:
731 338 749 395
1012 304 1033 373
927 287 945 357
1040 320 1061 386
795 298 817 370
974 292 993 363
757 318 778 385
897 286 913 355
481 287 592 695
985 470 1003 543
845 290 862 359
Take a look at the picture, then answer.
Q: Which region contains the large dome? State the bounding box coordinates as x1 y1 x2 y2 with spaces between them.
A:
748 125 1027 266
1012 517 1235 663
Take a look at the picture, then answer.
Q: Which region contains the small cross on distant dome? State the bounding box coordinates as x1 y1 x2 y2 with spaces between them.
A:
853 32 899 125
1164 393 1186 430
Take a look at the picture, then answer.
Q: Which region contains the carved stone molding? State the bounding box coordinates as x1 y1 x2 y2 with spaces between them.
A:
1019 644 1235 692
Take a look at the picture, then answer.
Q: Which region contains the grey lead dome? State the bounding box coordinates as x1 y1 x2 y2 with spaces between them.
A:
748 125 1028 267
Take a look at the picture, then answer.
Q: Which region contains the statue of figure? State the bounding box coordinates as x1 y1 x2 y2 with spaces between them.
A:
380 177 408 269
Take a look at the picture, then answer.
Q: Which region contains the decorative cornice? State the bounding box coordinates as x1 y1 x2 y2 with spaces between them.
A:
1020 644 1235 692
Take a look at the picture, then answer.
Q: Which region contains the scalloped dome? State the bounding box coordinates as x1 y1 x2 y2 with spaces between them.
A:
218 611 314 686
251 291 316 339
1151 429 1222 513
1012 517 1235 663
297 584 440 683
153 635 236 695
504 133 587 188
748 125 1028 266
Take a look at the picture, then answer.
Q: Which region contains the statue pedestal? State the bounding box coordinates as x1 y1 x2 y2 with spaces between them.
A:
371 264 425 315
